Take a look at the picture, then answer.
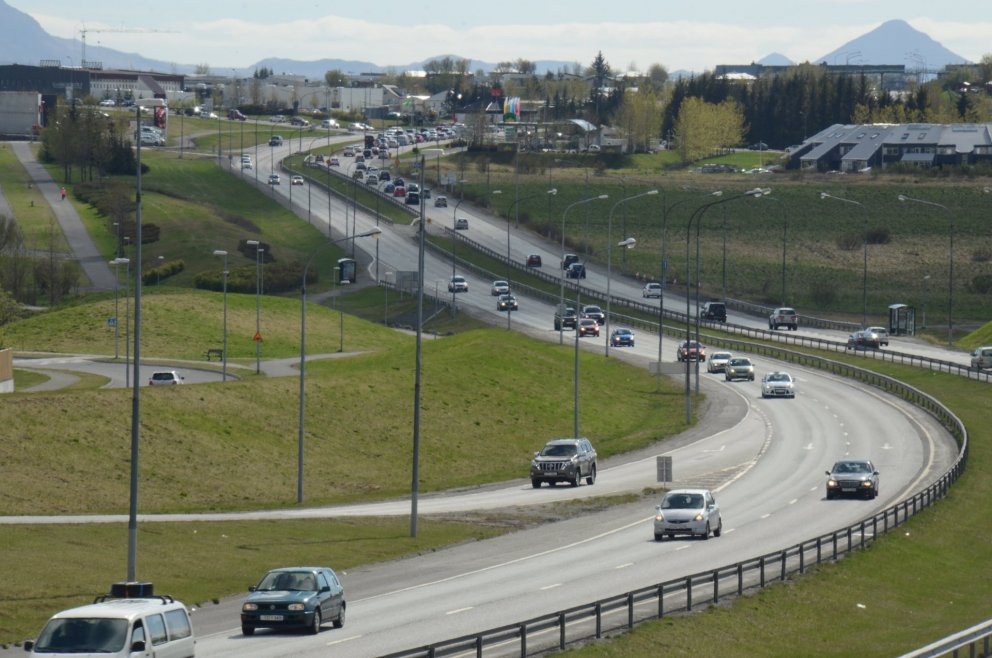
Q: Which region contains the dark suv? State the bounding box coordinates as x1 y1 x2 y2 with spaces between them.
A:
554 305 577 330
700 301 727 322
530 438 597 487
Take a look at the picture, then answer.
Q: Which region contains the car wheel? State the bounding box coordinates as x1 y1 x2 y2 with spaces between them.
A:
332 604 345 629
654 532 664 541
826 490 834 500
308 609 321 635
531 478 541 488
586 465 596 486
571 470 581 487
750 375 755 381
242 625 255 636
714 521 722 537
701 522 711 540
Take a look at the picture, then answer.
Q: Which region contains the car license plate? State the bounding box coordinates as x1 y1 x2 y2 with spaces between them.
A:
842 488 856 492
260 615 283 621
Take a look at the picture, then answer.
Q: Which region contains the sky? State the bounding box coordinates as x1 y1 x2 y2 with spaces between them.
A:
9 0 991 73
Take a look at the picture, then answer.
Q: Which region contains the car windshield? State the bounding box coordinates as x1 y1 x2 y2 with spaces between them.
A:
730 359 750 366
541 444 577 457
713 353 732 360
258 571 317 591
661 493 704 509
34 618 128 653
767 373 790 382
834 462 871 474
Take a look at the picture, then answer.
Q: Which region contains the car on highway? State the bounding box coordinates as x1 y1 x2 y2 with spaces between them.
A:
149 370 183 386
240 566 346 635
577 318 600 337
526 254 543 268
328 157 340 166
580 304 605 325
554 305 577 330
724 357 755 381
268 135 283 146
847 329 881 350
405 191 420 205
447 275 468 293
530 437 597 488
769 307 798 331
565 262 586 279
677 340 706 362
761 371 796 398
562 253 579 270
610 327 635 347
496 294 518 311
971 345 992 370
700 301 727 322
866 326 890 346
707 351 733 373
490 280 510 296
825 459 879 499
653 488 722 541
267 174 281 185
642 282 662 298
434 195 448 207
291 175 304 186
454 218 469 230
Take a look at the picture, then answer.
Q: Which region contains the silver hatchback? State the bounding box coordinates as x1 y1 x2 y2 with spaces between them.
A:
654 488 722 540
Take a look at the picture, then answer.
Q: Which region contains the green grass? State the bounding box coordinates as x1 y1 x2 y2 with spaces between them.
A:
0 144 69 253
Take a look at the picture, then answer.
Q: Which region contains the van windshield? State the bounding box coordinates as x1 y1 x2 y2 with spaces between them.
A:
34 618 128 653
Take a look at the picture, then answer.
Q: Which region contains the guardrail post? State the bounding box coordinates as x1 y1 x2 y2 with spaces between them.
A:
760 557 766 587
713 569 720 603
519 623 527 657
799 541 806 573
737 563 744 595
687 575 694 611
476 634 482 658
657 584 665 619
596 602 603 638
628 592 635 628
781 551 787 581
560 611 566 649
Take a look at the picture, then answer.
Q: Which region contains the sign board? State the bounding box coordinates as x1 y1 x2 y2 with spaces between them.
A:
656 455 673 483
107 317 117 328
444 173 458 185
253 331 263 342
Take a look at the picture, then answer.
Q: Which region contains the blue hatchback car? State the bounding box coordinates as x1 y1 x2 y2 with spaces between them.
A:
241 566 346 635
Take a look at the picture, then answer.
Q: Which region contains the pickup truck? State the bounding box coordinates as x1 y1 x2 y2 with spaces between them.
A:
769 307 798 331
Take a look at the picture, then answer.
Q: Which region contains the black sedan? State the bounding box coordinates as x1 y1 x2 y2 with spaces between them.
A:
241 566 346 635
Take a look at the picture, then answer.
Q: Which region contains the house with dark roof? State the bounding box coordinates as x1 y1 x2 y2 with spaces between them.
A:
786 122 992 172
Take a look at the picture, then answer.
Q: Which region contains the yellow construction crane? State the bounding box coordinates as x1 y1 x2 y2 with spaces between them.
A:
79 25 179 68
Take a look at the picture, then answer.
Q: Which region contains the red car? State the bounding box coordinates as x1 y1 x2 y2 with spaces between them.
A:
677 340 707 362
392 186 406 197
577 318 600 337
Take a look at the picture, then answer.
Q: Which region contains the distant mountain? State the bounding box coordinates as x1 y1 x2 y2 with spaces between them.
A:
816 19 969 69
759 53 794 66
250 55 583 78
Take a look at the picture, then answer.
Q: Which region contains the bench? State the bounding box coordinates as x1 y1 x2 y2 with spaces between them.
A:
205 348 224 361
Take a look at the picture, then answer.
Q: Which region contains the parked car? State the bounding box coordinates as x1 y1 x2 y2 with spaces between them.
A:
454 218 469 230
971 345 992 370
447 275 468 293
434 195 448 207
725 357 755 381
761 371 796 398
149 370 183 386
610 327 635 347
496 294 518 312
580 304 605 324
866 326 890 346
677 340 706 362
554 305 577 330
530 438 597 488
577 318 600 337
847 329 881 350
707 351 733 373
241 566 346 635
653 488 722 540
565 262 586 279
490 280 510 296
700 301 727 322
642 282 662 298
825 459 879 499
769 307 798 331
526 254 543 268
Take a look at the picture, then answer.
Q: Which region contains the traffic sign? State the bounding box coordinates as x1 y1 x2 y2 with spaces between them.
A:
253 332 263 342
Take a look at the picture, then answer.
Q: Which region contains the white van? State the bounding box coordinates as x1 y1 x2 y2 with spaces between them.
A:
25 594 195 657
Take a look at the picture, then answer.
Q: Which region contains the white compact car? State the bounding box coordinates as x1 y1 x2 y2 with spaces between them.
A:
654 488 722 541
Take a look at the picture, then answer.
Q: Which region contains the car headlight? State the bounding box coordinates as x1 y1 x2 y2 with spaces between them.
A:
694 513 705 522
243 603 258 611
654 513 665 522
288 603 305 611
827 479 838 487
861 481 874 488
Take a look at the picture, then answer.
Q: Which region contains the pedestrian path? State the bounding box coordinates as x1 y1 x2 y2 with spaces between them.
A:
9 141 116 292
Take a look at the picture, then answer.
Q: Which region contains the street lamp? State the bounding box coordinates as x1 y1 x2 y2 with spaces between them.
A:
820 192 869 327
559 194 609 345
297 227 382 503
605 190 658 356
110 257 124 359
898 194 954 345
212 250 229 382
685 188 770 422
246 239 263 374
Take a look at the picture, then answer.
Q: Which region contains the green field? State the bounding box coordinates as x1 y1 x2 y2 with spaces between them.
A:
1 141 990 654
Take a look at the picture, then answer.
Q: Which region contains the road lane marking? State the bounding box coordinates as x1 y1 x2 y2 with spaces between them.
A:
326 635 362 646
447 607 474 615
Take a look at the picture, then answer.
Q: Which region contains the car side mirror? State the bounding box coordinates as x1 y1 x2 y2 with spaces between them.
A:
131 640 146 652
248 585 257 592
23 640 34 651
825 470 831 476
534 451 540 458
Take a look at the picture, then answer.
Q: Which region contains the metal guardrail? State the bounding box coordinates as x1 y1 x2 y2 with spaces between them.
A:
378 348 969 658
898 618 992 658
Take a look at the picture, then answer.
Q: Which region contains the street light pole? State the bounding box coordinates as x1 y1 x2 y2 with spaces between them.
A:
820 192 869 327
213 250 229 382
297 228 381 504
246 239 263 374
684 188 770 423
605 190 658 357
898 194 954 345
559 195 609 345
111 258 122 359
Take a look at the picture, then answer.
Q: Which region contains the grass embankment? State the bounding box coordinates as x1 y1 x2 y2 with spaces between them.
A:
0 144 69 253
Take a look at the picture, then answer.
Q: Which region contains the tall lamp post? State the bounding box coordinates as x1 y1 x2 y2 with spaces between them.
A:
605 190 658 356
111 257 124 359
820 192 869 327
559 195 609 345
685 188 770 422
246 239 263 374
898 194 954 345
212 250 229 382
297 228 382 503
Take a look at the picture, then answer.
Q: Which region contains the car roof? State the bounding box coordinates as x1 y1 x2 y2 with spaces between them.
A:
47 598 187 621
664 488 713 497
